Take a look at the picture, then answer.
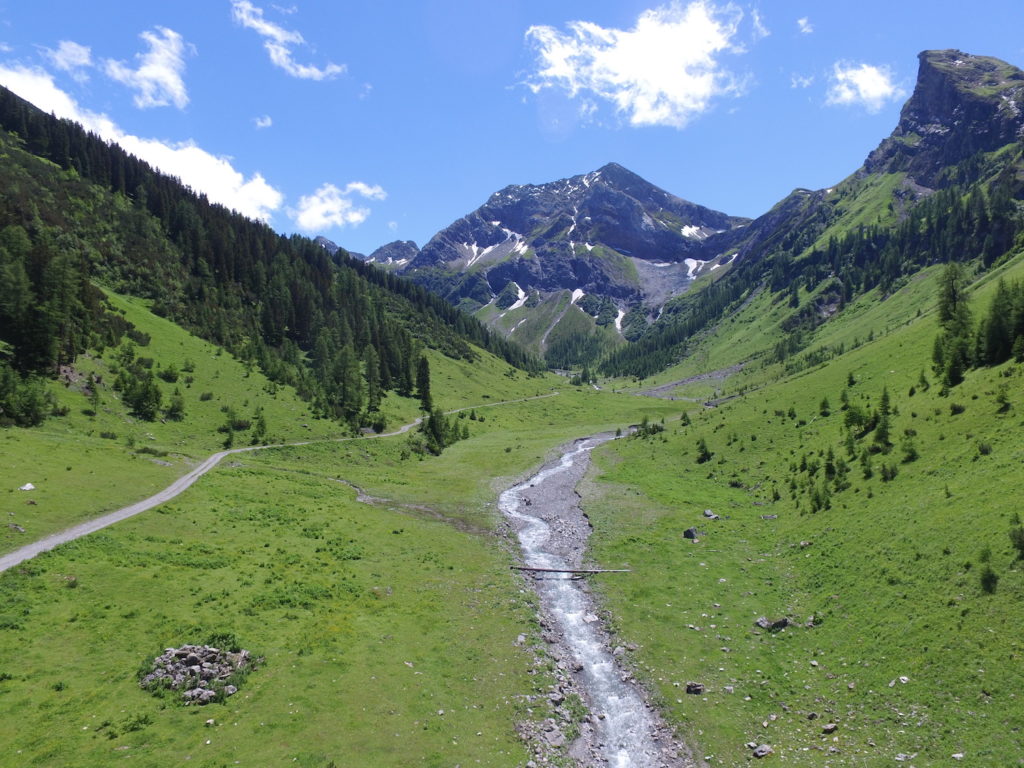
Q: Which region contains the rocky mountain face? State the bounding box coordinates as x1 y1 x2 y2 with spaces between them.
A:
368 240 419 267
865 50 1024 188
394 162 749 308
606 49 1024 377
719 50 1024 276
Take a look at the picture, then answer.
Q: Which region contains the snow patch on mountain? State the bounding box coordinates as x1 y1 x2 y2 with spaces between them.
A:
709 254 736 272
684 258 706 277
499 283 528 318
571 289 585 304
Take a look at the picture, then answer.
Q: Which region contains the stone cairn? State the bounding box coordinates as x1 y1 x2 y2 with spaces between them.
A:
139 644 258 705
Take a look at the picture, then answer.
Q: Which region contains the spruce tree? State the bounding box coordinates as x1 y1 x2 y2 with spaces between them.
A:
416 355 432 411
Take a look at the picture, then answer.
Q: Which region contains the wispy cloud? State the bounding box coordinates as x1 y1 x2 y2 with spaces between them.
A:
291 182 386 232
230 0 344 81
826 61 904 113
0 65 282 220
790 73 813 89
524 1 747 129
751 9 770 41
254 114 272 128
796 17 813 35
44 40 92 81
104 27 192 109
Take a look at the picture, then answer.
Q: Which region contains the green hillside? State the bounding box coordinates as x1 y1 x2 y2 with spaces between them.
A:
2 48 1024 768
584 255 1024 764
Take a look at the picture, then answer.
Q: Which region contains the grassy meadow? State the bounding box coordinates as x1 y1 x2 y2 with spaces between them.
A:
581 259 1024 765
0 289 683 766
2 254 1024 767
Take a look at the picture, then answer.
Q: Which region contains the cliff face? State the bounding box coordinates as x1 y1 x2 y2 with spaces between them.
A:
864 50 1024 187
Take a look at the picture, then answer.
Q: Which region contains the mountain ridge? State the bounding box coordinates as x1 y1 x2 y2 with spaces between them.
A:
384 161 749 308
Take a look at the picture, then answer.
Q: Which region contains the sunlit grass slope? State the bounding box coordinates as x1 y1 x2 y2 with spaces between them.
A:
582 258 1024 765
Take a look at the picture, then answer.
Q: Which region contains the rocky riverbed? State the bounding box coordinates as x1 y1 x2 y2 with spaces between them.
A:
501 435 698 768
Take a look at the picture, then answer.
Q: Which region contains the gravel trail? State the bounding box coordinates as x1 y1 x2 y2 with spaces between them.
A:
1 393 558 573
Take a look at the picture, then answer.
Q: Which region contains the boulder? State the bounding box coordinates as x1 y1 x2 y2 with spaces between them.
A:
754 616 790 632
752 744 774 758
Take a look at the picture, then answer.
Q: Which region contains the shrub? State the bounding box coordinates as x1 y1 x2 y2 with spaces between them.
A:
1009 526 1024 560
980 566 999 594
157 365 179 383
695 438 713 464
126 328 151 346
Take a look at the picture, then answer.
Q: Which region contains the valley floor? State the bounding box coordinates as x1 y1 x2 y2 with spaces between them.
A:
2 268 1023 765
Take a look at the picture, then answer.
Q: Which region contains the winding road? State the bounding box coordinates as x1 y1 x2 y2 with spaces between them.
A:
0 392 558 573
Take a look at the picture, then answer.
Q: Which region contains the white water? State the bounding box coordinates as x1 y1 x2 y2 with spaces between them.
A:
501 437 669 767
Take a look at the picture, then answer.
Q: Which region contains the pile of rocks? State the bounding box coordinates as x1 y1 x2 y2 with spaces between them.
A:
139 644 258 705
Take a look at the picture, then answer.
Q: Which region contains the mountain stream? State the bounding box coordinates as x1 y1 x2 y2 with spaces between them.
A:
501 435 692 767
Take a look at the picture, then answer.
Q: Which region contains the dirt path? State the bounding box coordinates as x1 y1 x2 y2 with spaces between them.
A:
0 392 559 573
636 363 745 399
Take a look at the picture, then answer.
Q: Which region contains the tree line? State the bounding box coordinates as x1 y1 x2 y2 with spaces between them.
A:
0 85 539 429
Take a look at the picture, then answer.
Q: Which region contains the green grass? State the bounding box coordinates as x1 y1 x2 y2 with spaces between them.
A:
580 272 1024 764
5 246 1024 766
0 287 684 765
0 453 545 767
0 289 562 555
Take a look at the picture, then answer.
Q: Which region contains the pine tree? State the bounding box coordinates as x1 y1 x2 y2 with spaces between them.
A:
416 355 432 411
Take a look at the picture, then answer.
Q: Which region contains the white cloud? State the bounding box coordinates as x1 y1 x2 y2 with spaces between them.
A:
751 9 770 41
387 221 398 232
790 73 813 89
797 17 813 35
524 1 747 129
826 61 904 113
231 0 344 81
254 114 272 128
0 44 12 54
104 27 192 109
44 40 92 81
291 182 386 232
0 64 282 220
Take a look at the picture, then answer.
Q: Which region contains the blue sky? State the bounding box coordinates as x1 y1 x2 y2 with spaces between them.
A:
0 1 1021 256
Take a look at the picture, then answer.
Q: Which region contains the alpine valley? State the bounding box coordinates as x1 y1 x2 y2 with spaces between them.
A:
1 48 1023 768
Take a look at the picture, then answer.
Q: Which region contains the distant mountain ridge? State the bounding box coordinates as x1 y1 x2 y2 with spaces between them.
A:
363 162 749 311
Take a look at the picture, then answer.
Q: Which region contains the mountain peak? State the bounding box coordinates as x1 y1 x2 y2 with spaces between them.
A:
864 49 1024 186
404 164 748 308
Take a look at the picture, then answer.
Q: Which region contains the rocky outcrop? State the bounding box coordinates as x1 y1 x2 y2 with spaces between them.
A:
865 50 1024 187
367 240 420 267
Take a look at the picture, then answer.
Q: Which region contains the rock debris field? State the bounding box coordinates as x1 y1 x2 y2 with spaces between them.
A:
139 644 260 705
